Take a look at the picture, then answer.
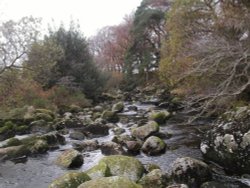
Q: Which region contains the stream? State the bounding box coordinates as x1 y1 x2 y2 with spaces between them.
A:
0 102 249 188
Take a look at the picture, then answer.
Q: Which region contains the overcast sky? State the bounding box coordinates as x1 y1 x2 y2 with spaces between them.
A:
0 0 142 37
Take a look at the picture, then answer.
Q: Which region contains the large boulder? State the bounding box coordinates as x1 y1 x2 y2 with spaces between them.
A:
78 176 142 188
131 121 159 140
69 131 85 140
0 145 30 160
85 162 111 179
49 172 90 188
99 155 145 182
138 169 167 188
149 111 171 124
73 140 99 152
29 139 49 154
101 110 119 123
201 106 250 174
100 141 125 155
112 102 125 113
171 157 211 188
82 123 110 136
142 136 166 155
56 149 83 168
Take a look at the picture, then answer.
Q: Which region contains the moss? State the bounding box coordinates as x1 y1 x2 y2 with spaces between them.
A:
0 121 15 134
35 109 55 118
5 138 22 147
49 172 91 188
35 113 53 122
149 111 170 124
69 104 82 113
14 125 29 133
99 155 145 182
7 145 31 159
78 176 142 188
86 162 111 179
101 110 119 123
112 102 124 113
30 139 49 154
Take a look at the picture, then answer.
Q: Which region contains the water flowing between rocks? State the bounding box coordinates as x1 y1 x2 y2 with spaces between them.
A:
0 102 249 188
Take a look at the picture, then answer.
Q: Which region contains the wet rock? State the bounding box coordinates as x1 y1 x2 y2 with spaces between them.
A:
30 119 50 133
56 149 83 168
30 139 49 154
128 105 138 111
144 163 161 173
85 162 111 179
201 106 250 174
78 176 142 188
69 131 85 140
100 141 125 155
99 155 145 182
112 134 133 145
93 105 104 112
48 172 90 188
131 121 159 140
139 169 168 188
149 111 170 124
171 157 211 187
40 132 66 145
82 123 109 136
73 140 99 152
101 110 119 123
125 141 142 154
113 127 125 135
166 184 189 188
112 102 125 113
142 136 166 155
0 145 30 161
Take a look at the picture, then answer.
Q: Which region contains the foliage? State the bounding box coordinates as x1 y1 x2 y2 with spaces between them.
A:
159 0 250 117
124 0 168 84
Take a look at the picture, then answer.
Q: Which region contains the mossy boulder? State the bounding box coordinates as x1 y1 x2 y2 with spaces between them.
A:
112 102 125 113
149 111 170 124
99 155 144 182
40 132 66 145
56 149 83 168
5 138 22 147
78 176 142 188
0 145 30 160
30 139 49 154
139 169 168 188
69 105 82 113
14 125 29 134
49 172 91 188
142 136 166 155
101 110 119 123
35 108 55 118
0 121 16 141
171 157 211 187
35 113 53 122
85 162 111 179
131 121 159 140
201 106 250 174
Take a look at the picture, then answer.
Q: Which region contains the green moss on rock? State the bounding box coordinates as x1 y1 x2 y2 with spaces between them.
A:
49 172 91 188
56 149 83 168
149 111 170 124
85 162 111 179
99 155 144 182
78 176 142 188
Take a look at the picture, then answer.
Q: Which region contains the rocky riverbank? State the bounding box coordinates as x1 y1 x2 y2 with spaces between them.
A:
0 86 249 188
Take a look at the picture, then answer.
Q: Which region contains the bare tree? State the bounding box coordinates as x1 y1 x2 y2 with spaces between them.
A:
0 17 41 75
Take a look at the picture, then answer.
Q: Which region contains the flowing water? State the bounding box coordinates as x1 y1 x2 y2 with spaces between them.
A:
0 102 249 188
